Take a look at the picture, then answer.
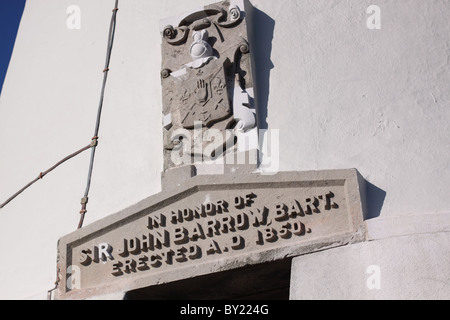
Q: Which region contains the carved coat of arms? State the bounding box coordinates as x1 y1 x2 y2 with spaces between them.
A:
177 63 230 129
160 0 256 170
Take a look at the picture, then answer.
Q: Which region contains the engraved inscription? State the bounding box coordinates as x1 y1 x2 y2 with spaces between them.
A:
76 191 339 278
57 170 367 300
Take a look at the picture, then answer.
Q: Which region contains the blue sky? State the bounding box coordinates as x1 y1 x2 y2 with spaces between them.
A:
0 0 26 95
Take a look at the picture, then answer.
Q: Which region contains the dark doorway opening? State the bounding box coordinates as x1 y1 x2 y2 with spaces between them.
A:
125 258 291 300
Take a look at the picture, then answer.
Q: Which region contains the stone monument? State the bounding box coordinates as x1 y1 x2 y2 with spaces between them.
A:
55 0 368 300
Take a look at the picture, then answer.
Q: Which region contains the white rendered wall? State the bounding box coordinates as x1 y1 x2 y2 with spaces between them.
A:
290 232 450 300
0 0 449 299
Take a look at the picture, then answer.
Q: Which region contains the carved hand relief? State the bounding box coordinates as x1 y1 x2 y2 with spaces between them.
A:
160 1 256 170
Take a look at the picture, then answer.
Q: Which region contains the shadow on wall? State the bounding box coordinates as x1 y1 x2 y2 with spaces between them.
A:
248 4 386 221
250 5 275 131
365 181 386 220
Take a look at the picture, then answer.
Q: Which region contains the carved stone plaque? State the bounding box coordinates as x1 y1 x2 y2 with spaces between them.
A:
56 169 367 300
160 0 258 171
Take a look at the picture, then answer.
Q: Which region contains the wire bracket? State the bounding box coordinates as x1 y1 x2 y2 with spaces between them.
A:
90 137 99 147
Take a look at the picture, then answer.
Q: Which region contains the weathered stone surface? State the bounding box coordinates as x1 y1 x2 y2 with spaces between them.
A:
56 169 367 300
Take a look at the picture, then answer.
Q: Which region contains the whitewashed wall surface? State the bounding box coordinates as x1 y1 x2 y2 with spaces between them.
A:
0 0 448 299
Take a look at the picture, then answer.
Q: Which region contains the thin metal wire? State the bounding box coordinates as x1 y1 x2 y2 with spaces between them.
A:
47 265 60 300
0 144 92 210
78 0 119 229
0 1 120 216
47 1 120 299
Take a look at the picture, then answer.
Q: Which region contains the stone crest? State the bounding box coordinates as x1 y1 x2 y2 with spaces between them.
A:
160 0 257 171
176 62 230 129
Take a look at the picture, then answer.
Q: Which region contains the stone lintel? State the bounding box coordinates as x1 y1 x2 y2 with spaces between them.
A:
56 169 367 300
